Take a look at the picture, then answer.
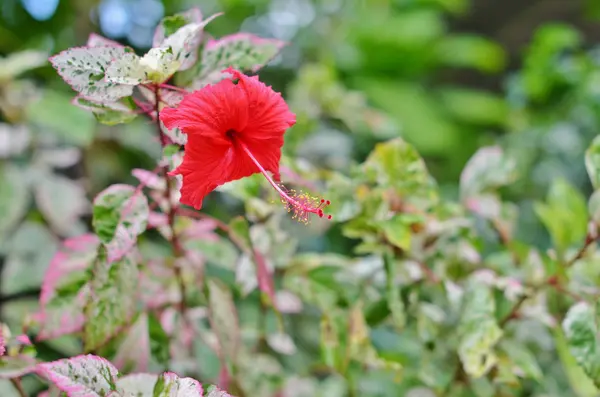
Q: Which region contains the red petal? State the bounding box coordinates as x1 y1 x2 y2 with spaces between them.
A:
159 78 248 143
225 68 296 181
169 137 231 209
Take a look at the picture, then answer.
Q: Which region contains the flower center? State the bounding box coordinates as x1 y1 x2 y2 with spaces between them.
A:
235 139 332 223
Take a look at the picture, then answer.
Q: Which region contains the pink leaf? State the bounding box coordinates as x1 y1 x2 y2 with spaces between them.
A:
87 33 123 48
254 249 277 310
139 260 179 310
35 234 98 341
193 33 286 88
35 354 119 397
112 313 150 373
274 290 303 314
131 168 165 191
92 184 149 264
207 279 240 363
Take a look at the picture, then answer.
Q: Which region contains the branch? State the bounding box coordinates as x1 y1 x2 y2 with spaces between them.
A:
565 231 596 268
10 378 27 397
153 84 187 313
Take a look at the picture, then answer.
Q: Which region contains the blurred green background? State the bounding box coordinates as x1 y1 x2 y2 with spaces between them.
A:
3 0 600 395
3 0 600 245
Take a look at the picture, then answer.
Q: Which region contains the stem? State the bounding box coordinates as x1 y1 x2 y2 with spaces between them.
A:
499 293 529 327
154 84 187 312
10 378 27 397
159 83 190 95
565 231 595 268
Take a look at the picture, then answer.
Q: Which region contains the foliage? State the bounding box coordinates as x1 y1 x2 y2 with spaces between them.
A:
1 1 600 397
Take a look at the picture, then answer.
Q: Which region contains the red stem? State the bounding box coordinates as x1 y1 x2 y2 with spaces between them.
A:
159 83 190 95
154 84 187 310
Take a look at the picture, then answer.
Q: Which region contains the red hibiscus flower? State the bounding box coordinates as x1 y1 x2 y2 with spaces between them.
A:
160 68 331 222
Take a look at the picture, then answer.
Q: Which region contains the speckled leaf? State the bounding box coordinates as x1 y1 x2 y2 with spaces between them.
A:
189 33 285 88
460 146 517 199
458 282 503 378
563 301 600 387
116 373 158 396
361 137 438 208
106 47 179 85
153 8 202 47
35 354 119 397
83 246 139 351
152 372 203 397
205 385 233 397
207 278 241 364
158 14 221 72
35 234 98 340
49 46 134 101
92 184 149 263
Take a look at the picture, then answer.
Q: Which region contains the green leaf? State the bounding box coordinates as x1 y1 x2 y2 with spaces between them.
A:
148 312 170 366
153 8 202 45
83 246 139 351
586 135 600 189
383 251 405 330
92 184 149 263
562 301 600 388
534 178 588 257
460 146 517 199
458 283 503 378
361 137 438 208
499 340 543 381
184 33 285 88
73 97 137 126
438 87 508 126
26 90 96 147
0 165 29 238
49 45 134 102
555 327 600 396
207 278 241 365
436 35 506 73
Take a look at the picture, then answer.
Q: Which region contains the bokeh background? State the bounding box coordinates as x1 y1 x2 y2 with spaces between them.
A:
3 0 600 395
